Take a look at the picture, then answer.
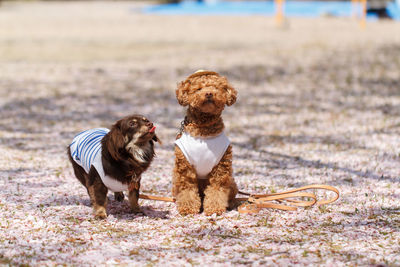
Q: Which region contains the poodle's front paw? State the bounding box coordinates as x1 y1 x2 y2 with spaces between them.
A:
177 202 201 215
203 188 229 216
204 206 226 216
176 190 201 215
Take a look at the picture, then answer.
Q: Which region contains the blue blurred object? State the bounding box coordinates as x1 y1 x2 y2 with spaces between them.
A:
144 1 276 16
387 1 400 19
143 0 400 20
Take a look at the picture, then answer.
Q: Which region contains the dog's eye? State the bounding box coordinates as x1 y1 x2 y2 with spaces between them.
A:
129 121 137 127
196 88 202 92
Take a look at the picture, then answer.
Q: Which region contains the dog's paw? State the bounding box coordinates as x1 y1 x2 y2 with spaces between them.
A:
114 192 124 202
176 190 201 215
204 206 226 216
130 205 143 214
203 188 229 216
176 199 201 215
177 204 200 216
94 207 107 219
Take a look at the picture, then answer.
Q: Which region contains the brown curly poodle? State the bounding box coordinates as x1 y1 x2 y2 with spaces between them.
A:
173 70 238 216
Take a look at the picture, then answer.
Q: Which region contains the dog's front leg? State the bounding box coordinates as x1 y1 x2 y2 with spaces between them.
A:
173 146 201 215
128 176 141 213
203 146 238 216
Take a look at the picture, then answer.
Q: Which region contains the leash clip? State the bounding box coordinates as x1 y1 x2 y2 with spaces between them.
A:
177 117 188 138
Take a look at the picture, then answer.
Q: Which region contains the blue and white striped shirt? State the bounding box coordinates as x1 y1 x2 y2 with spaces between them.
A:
69 128 133 192
70 128 109 174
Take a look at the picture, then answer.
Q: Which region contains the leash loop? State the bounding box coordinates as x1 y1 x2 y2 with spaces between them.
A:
237 184 339 214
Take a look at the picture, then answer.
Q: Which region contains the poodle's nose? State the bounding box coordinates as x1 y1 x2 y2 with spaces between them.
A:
205 92 213 99
146 122 153 128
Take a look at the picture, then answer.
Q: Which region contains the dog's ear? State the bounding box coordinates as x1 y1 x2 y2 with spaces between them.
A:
152 134 162 145
225 83 237 106
176 81 190 106
107 121 126 161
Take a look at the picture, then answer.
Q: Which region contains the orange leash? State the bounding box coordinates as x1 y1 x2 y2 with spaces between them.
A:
139 184 339 214
237 184 339 214
139 194 175 202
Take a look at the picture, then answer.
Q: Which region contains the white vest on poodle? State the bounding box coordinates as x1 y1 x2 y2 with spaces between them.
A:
175 132 230 179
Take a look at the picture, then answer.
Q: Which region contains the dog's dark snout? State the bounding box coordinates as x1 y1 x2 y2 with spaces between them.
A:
146 122 153 128
205 92 213 99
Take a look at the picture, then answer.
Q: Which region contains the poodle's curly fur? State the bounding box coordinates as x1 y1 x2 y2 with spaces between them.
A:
173 71 238 215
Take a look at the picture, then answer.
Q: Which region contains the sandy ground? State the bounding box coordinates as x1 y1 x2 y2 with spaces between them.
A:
0 1 400 266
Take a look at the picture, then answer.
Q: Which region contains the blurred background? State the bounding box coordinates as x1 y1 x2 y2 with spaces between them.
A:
0 0 399 145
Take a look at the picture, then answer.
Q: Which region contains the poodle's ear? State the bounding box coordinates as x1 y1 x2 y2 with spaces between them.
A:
106 121 126 161
225 83 237 106
176 81 190 106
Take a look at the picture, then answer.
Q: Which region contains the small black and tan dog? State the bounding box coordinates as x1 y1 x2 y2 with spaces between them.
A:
67 114 160 219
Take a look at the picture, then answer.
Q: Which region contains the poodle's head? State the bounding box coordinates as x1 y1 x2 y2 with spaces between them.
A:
176 70 237 114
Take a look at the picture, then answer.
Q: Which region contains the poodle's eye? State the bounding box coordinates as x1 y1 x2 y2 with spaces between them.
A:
129 120 137 127
196 88 202 92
